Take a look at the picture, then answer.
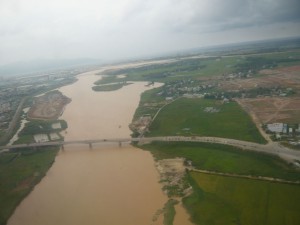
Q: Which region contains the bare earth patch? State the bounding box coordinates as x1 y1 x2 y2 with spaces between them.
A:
221 66 300 94
237 97 300 124
156 158 192 197
28 91 71 120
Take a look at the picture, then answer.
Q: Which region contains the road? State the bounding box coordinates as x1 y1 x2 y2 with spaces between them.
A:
1 136 300 164
0 97 27 145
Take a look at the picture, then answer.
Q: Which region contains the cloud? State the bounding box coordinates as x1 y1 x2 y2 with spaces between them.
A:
0 0 299 65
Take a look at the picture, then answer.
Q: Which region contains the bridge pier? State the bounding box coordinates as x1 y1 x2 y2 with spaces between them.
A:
89 142 92 149
61 145 64 151
119 141 122 147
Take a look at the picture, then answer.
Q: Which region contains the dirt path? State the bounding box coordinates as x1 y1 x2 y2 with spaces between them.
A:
264 99 291 124
191 169 300 185
235 98 272 143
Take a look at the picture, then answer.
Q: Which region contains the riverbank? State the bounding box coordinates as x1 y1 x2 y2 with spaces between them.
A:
27 91 71 120
0 98 27 146
7 68 169 225
0 147 59 225
138 140 300 225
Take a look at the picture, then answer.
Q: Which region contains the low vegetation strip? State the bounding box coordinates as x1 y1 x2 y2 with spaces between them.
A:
190 168 300 185
184 171 300 225
140 141 300 181
147 98 266 144
0 147 59 225
92 82 131 92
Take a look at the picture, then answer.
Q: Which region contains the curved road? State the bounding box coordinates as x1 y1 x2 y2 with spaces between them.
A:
1 136 300 164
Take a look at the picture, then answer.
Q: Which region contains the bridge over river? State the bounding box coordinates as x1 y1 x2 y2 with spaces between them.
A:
1 136 300 164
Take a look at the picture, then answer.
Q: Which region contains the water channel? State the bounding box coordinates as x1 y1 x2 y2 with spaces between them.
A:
8 67 192 225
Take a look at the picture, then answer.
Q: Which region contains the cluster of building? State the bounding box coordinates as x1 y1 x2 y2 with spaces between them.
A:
222 70 253 80
267 123 300 134
204 107 220 113
33 132 61 143
156 79 219 100
0 65 94 139
266 123 300 144
33 122 63 143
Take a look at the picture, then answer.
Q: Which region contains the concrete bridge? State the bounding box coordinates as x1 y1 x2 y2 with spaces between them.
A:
0 137 136 151
1 136 300 164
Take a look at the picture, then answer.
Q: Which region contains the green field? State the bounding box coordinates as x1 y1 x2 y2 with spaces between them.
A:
99 50 300 84
102 57 240 83
0 148 58 225
184 171 300 225
12 119 68 145
147 98 266 144
141 142 300 181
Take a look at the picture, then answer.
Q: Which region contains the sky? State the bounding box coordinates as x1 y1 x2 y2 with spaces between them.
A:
0 0 300 65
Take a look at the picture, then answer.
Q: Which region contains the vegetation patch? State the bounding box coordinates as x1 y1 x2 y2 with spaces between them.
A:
183 171 300 225
92 82 131 92
147 98 266 144
140 141 300 181
20 120 67 136
0 147 59 225
163 199 179 225
11 119 67 145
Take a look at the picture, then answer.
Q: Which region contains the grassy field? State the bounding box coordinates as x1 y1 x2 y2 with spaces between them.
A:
102 57 241 83
131 86 166 121
0 119 67 224
140 142 300 181
12 119 68 145
99 51 300 83
0 148 59 225
184 171 300 225
147 98 266 144
162 199 178 225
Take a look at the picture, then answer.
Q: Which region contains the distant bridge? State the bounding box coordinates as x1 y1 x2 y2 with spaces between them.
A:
0 138 137 150
1 136 300 164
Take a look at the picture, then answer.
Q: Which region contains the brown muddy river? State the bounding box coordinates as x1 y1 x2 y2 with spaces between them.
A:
8 67 192 225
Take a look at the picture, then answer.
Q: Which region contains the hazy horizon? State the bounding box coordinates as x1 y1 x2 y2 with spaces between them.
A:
1 0 300 66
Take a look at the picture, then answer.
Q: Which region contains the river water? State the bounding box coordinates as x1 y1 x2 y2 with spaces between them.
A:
8 68 192 225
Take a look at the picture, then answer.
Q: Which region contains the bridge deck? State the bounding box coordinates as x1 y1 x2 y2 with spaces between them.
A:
1 136 300 164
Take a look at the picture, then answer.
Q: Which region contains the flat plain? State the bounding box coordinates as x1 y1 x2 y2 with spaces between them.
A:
184 171 300 225
147 98 266 144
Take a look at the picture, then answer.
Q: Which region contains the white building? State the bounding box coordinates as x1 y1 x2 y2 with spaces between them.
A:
33 134 49 143
51 122 62 129
267 123 284 133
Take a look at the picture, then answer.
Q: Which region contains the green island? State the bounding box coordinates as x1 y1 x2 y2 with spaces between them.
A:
92 82 132 92
92 74 132 92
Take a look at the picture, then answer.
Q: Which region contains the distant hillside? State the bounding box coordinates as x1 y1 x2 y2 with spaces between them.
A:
0 58 101 77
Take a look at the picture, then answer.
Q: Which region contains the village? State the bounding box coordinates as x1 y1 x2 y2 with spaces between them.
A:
265 122 300 146
0 65 97 143
130 64 300 149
